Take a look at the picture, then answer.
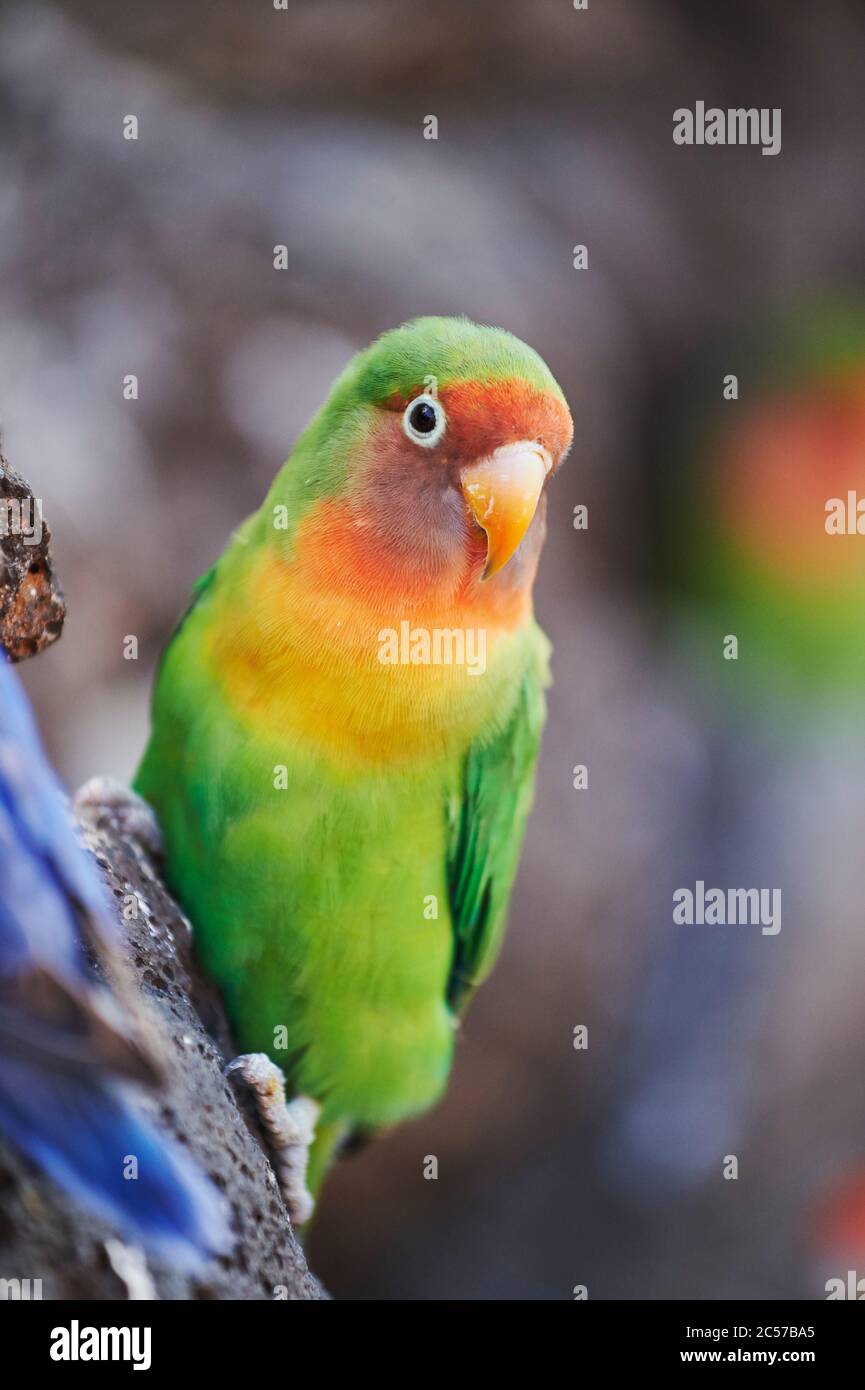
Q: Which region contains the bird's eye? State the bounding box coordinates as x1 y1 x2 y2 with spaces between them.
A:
402 393 446 448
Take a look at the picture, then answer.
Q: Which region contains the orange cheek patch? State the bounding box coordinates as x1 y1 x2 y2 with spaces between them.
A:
290 499 530 629
246 377 569 653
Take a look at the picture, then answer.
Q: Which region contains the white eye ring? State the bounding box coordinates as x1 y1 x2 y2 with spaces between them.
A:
402 393 447 448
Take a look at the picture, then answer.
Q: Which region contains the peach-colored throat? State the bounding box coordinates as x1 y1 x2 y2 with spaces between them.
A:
209 502 533 770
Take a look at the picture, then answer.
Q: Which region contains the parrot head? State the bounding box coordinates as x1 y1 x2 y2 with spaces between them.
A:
222 318 572 761
268 316 573 601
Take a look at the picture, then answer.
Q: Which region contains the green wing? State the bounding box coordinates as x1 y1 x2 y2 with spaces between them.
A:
155 510 264 676
446 650 548 1015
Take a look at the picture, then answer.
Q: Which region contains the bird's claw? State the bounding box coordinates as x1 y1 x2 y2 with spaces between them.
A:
74 777 164 859
225 1052 319 1227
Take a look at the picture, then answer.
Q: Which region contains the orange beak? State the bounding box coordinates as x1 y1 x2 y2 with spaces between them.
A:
460 441 552 579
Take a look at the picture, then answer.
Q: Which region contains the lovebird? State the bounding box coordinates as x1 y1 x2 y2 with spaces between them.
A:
136 317 572 1221
0 654 229 1267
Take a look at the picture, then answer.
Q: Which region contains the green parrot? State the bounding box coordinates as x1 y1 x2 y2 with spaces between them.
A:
135 316 573 1222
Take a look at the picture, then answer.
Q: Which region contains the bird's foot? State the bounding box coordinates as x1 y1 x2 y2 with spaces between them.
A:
74 777 163 859
225 1052 319 1227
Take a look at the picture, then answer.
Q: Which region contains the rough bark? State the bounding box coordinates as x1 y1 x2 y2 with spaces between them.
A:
0 453 65 662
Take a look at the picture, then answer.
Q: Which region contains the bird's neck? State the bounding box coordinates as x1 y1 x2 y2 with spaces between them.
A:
205 503 538 771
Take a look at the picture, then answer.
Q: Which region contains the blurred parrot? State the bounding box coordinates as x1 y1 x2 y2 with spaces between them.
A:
0 654 229 1268
652 300 865 702
136 316 572 1222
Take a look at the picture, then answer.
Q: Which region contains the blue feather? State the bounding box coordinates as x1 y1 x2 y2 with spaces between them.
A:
0 655 229 1268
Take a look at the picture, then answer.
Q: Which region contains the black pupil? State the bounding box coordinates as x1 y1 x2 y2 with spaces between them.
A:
409 401 438 434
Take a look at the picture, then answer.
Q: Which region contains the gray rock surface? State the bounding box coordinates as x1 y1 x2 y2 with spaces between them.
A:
0 792 325 1300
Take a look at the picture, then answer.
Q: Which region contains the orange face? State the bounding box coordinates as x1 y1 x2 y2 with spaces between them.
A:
344 374 573 592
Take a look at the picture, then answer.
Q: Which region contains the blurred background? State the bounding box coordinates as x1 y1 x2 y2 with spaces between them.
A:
3 0 865 1299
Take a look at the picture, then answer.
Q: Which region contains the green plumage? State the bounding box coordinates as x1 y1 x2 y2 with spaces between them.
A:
135 317 561 1199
